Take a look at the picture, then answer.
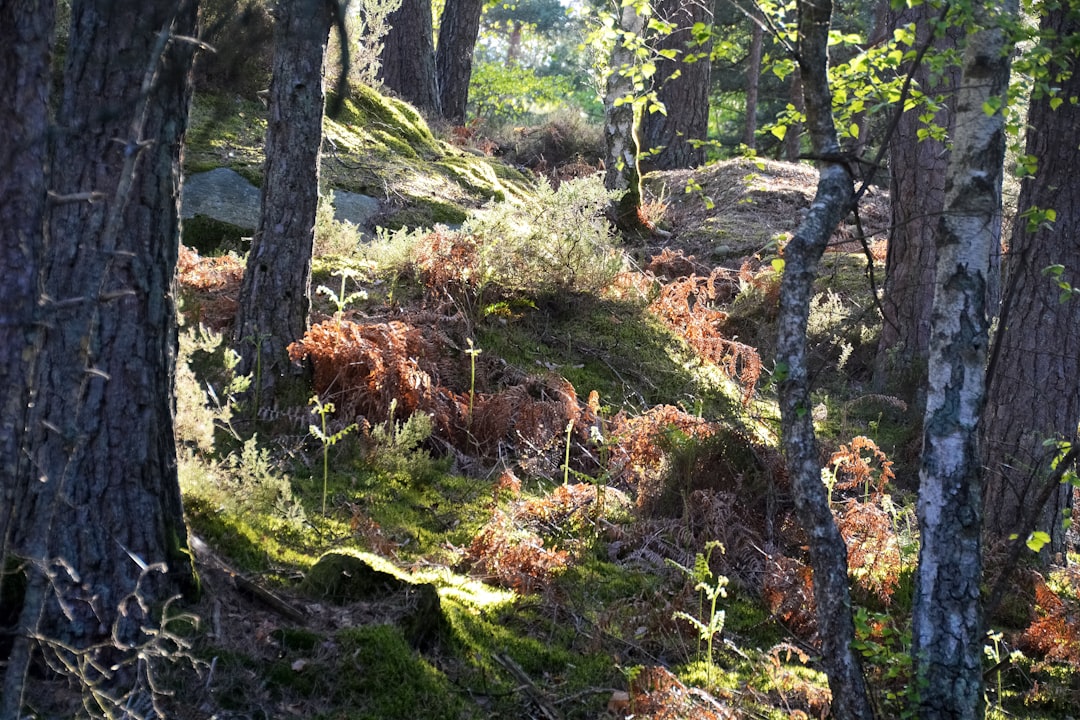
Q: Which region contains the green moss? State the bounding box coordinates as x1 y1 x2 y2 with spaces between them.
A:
336 86 442 158
335 625 466 720
181 215 251 255
270 626 323 653
301 549 407 602
383 196 469 230
183 494 313 573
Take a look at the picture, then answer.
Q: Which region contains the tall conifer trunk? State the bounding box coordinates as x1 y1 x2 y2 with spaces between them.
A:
234 0 333 394
4 0 200 710
981 1 1080 559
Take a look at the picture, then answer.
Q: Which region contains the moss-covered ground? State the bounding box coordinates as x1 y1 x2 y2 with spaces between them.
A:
104 83 1080 720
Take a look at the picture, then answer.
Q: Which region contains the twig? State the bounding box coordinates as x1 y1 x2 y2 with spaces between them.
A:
493 652 565 720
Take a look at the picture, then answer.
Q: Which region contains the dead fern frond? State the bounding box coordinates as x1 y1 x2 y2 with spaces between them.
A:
647 270 760 405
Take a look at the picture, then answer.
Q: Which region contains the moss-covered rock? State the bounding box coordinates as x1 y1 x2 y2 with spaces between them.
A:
302 550 407 602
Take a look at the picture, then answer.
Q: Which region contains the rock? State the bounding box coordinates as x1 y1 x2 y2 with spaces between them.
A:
182 168 382 233
181 168 262 231
332 190 381 227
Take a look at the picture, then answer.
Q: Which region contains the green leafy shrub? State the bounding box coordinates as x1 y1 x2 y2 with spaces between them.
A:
469 62 576 123
314 190 363 257
463 175 624 298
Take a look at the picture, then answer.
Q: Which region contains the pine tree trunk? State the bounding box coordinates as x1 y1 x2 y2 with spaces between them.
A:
6 0 199 709
639 0 715 171
982 3 1080 559
774 2 873 717
234 0 332 394
0 0 53 561
912 2 1014 714
874 3 961 400
743 19 763 150
378 0 439 113
435 0 484 124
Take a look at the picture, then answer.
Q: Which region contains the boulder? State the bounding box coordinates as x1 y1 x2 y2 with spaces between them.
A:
181 168 261 231
181 168 382 232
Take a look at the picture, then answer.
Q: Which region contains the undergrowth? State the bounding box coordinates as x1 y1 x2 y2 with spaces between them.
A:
151 157 1080 720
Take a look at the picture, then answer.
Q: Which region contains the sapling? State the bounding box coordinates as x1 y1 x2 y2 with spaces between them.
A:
309 395 358 515
465 338 482 425
317 268 368 328
669 540 728 687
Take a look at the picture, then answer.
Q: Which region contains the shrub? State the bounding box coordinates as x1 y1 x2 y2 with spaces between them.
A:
463 175 624 298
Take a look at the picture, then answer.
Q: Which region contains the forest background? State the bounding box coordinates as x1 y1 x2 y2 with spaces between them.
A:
1 0 1080 718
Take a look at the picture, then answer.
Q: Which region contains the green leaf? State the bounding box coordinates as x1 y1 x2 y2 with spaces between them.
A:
849 122 860 139
771 258 786 273
1026 530 1051 553
770 124 787 140
1042 264 1065 278
982 96 1003 116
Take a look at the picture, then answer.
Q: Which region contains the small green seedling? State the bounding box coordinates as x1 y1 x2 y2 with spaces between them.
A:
309 395 358 516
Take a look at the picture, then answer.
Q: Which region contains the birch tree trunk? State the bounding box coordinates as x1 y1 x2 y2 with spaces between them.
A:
912 1 1015 715
603 1 649 234
774 1 873 717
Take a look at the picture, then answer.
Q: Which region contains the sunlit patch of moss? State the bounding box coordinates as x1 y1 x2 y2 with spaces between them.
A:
676 658 741 695
556 555 663 609
382 196 469 230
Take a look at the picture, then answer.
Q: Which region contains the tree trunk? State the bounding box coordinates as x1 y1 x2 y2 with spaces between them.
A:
873 3 962 400
982 3 1080 559
912 1 1014 715
234 0 332 396
603 1 649 235
743 17 763 150
435 0 484 124
378 0 439 113
5 0 200 709
774 1 873 717
784 71 804 161
507 20 523 66
0 0 53 563
639 0 715 171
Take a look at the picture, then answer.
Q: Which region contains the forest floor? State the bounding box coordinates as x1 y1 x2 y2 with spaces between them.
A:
30 85 1079 719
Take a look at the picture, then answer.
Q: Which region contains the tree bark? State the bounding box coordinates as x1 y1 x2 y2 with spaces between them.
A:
982 2 1080 559
5 0 200 708
234 0 332 395
0 0 53 563
436 0 484 124
603 1 650 235
639 0 715 171
874 3 962 400
378 0 439 113
774 1 873 717
784 71 804 161
912 1 1014 715
743 16 763 150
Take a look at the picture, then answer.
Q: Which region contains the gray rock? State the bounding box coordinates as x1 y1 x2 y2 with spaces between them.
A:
332 190 381 227
182 168 381 230
181 168 261 231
